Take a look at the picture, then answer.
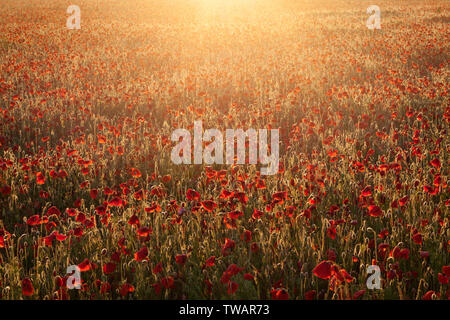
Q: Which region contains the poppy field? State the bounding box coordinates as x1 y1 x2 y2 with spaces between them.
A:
0 0 449 300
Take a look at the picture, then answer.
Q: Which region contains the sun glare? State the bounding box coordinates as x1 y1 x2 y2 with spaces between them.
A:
194 0 262 13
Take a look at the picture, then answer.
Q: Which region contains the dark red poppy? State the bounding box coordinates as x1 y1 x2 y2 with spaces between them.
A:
153 262 163 274
22 278 34 296
227 282 238 295
26 215 41 226
399 196 409 206
305 290 316 300
36 172 45 185
270 288 289 300
137 226 152 237
368 205 383 217
175 254 187 266
205 256 215 267
120 283 135 296
78 258 91 272
128 214 140 226
186 189 200 201
244 273 254 281
252 209 264 220
108 197 124 207
200 200 217 212
422 290 435 300
412 233 423 245
353 290 366 300
221 238 235 256
131 168 142 178
430 158 441 169
161 276 174 289
90 189 98 199
103 262 116 274
0 185 11 195
361 186 372 197
438 273 448 285
313 261 332 279
443 266 450 277
134 246 148 262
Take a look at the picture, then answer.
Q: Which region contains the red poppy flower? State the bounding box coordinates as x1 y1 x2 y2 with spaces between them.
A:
175 254 187 266
73 227 83 237
241 230 252 242
186 189 200 201
153 262 163 274
313 261 332 279
252 209 264 220
234 192 248 205
36 172 45 185
137 226 152 237
120 283 135 296
104 186 113 195
256 179 266 189
144 204 161 213
412 233 423 245
161 276 174 289
221 238 235 256
152 282 162 294
327 226 337 239
134 190 144 200
272 191 288 202
443 266 450 277
227 282 239 295
327 249 337 261
398 196 409 206
337 269 354 283
305 290 316 300
368 205 383 217
58 170 68 178
438 273 448 285
22 278 34 296
49 170 58 179
95 205 107 215
270 288 289 300
89 189 98 199
97 134 106 144
400 248 410 260
103 262 116 274
108 197 124 207
226 264 243 276
430 158 441 168
221 271 232 284
128 214 140 226
200 200 217 212
78 259 91 272
0 185 11 195
422 290 435 300
26 215 41 226
361 186 372 197
134 246 148 262
244 273 255 281
47 206 61 217
423 185 438 195
131 168 142 178
353 290 366 300
219 189 234 199
100 282 111 294
205 256 215 267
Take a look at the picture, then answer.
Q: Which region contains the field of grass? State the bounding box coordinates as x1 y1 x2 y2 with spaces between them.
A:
0 0 448 300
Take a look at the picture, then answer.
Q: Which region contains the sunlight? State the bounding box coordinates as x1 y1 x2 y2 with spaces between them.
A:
194 0 262 13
